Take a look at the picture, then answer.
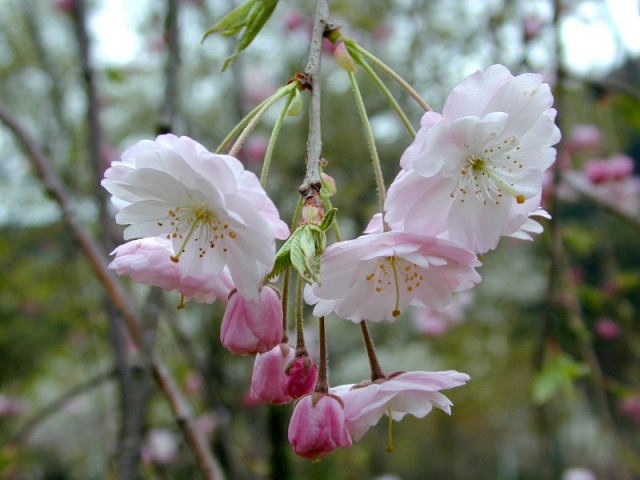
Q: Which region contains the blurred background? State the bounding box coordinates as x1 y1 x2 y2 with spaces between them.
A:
0 0 639 478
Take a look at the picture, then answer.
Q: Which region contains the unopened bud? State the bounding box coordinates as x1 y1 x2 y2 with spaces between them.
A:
334 41 357 73
321 172 336 196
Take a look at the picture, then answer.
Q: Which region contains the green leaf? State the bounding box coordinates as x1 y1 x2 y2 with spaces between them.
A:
203 0 279 71
319 208 337 232
201 0 257 40
290 226 318 283
532 353 589 405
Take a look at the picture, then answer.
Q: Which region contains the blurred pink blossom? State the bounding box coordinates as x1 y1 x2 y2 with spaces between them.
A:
594 318 621 340
566 124 601 154
618 394 640 425
143 429 178 466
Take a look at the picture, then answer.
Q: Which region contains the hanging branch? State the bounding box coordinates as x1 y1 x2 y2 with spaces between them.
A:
299 0 330 195
0 104 225 480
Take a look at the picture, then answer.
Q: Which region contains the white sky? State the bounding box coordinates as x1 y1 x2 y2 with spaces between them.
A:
90 0 640 76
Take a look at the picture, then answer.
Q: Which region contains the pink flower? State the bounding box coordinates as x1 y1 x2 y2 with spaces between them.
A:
250 343 295 404
109 237 234 303
288 393 352 459
594 318 621 340
102 134 289 300
331 370 470 441
143 429 178 466
305 231 481 323
566 124 601 154
385 64 560 254
220 285 283 355
563 155 640 216
618 394 640 425
284 356 319 399
523 16 544 41
410 291 473 337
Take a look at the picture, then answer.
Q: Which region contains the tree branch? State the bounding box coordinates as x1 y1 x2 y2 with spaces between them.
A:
0 103 225 480
299 0 330 195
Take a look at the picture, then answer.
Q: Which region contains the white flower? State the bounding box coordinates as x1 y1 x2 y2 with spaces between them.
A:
385 64 560 253
304 231 481 323
331 370 470 441
102 134 289 299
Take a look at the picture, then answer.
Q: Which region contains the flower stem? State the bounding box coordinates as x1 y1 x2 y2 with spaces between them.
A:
229 84 296 157
260 89 295 188
345 39 431 112
349 48 416 139
315 316 329 393
359 320 386 382
215 95 271 154
295 272 307 354
386 408 394 453
347 71 387 219
280 268 291 344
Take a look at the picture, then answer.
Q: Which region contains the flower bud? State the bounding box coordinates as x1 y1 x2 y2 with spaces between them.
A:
284 356 318 399
250 343 295 404
321 172 336 196
220 286 283 355
288 393 352 460
334 41 357 73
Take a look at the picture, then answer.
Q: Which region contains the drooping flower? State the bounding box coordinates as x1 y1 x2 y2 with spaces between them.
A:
220 285 283 355
288 392 352 460
385 64 560 254
331 370 470 442
305 231 481 323
102 134 289 299
250 343 296 404
109 237 234 303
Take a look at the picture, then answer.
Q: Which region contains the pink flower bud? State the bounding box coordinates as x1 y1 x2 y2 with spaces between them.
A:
284 356 318 399
321 172 336 196
594 318 621 340
220 286 283 355
585 159 611 184
250 343 295 404
288 393 352 460
566 124 601 154
334 41 357 73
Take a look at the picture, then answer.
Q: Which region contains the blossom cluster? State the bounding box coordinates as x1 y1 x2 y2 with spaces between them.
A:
102 64 559 460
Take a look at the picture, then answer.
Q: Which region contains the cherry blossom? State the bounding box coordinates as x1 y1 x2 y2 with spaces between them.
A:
288 392 352 459
385 64 560 254
102 134 289 299
331 370 470 441
109 237 234 303
305 231 481 323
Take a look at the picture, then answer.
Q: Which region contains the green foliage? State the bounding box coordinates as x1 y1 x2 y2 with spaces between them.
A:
532 351 590 405
202 0 280 71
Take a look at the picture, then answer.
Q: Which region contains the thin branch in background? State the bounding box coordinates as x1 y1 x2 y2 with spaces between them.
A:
12 368 116 444
158 0 181 134
117 287 164 479
0 104 225 480
18 0 69 154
